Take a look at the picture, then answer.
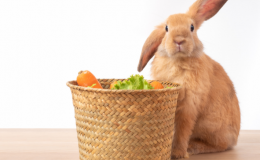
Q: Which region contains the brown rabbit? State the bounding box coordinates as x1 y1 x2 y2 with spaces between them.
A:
137 0 240 159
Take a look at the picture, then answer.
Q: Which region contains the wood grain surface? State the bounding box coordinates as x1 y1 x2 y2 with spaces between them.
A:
0 129 259 160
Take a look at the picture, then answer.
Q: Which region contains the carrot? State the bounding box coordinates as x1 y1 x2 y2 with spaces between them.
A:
77 70 103 89
110 81 118 89
150 81 164 89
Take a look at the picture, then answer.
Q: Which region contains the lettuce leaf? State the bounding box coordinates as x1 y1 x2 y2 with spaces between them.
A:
112 74 154 90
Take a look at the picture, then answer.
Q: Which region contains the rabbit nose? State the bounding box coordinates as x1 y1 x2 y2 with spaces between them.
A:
174 37 185 45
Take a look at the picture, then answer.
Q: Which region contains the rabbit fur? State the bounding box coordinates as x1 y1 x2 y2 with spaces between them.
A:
137 0 240 159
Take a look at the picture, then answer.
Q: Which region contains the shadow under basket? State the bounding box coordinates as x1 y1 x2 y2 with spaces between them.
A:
66 79 181 160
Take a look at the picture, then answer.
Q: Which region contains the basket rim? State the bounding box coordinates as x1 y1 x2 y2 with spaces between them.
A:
66 79 182 93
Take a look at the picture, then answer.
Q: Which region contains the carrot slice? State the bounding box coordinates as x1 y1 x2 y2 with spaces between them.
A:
110 81 118 89
150 81 164 89
77 70 103 89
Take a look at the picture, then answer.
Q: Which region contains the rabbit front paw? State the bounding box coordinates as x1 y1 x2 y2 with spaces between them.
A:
171 148 189 159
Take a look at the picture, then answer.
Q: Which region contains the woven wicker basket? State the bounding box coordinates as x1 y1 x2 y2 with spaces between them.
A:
67 79 181 160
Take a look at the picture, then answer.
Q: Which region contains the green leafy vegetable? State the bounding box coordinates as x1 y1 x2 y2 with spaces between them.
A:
87 84 96 88
166 86 173 89
112 74 154 90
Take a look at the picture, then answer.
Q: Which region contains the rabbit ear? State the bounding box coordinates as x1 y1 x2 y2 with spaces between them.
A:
137 24 166 72
187 0 227 28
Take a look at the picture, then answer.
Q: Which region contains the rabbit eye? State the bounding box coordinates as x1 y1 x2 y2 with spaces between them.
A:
165 25 168 32
191 24 194 32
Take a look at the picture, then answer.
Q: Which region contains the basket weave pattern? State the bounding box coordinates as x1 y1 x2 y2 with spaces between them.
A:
67 79 181 160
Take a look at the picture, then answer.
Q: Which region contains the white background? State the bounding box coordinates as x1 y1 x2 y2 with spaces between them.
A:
0 0 259 129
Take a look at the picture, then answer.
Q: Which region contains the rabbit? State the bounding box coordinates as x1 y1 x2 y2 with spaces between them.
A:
137 0 240 159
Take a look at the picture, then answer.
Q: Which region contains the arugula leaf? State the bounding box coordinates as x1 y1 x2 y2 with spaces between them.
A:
112 74 154 90
87 84 96 88
166 86 173 89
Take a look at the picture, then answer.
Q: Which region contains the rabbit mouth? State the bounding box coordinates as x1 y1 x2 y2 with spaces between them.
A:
166 47 187 57
157 44 191 58
176 45 181 52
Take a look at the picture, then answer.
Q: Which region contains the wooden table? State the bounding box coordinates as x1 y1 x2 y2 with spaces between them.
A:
0 129 259 160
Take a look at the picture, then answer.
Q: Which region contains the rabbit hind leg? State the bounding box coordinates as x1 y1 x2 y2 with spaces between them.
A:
187 137 233 155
